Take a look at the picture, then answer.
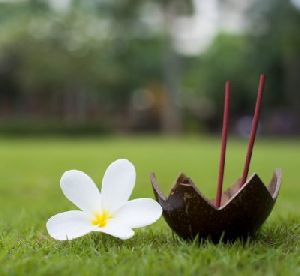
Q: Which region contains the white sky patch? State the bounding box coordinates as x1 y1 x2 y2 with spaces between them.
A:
291 0 300 9
172 0 253 56
172 0 219 56
48 0 71 13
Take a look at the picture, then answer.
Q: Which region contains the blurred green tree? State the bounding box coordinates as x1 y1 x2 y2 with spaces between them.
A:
181 0 300 133
0 0 299 134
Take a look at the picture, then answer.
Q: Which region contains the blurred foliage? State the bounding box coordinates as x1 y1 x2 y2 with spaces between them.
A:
0 1 164 108
0 0 299 134
183 34 254 119
182 0 300 132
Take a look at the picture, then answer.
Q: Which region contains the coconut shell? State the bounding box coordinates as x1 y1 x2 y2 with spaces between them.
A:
151 169 282 242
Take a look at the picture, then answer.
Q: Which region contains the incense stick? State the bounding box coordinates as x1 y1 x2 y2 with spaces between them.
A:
240 74 266 187
215 81 231 207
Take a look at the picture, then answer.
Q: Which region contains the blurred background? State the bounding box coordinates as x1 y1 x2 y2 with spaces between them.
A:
1 4 300 270
0 0 299 137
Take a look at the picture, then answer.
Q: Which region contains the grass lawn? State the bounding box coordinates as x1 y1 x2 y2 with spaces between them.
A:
0 136 299 275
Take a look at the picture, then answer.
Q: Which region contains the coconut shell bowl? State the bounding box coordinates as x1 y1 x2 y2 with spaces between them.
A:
150 75 282 242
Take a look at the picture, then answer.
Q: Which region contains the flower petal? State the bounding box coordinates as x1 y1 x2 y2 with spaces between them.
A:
97 219 135 240
101 159 136 213
115 198 162 228
60 170 101 213
46 210 96 240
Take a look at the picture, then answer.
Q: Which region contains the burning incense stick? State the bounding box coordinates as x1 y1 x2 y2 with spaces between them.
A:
215 81 231 207
241 74 266 187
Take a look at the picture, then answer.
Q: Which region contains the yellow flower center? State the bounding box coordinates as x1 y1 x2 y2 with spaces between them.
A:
91 210 112 228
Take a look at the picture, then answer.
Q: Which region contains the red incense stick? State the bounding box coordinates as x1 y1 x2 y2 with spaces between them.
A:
240 74 266 187
215 81 231 208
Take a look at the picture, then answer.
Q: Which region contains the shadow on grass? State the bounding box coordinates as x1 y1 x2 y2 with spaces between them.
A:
194 215 300 249
38 215 299 256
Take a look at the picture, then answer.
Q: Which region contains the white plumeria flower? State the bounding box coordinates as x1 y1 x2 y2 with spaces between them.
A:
46 159 162 240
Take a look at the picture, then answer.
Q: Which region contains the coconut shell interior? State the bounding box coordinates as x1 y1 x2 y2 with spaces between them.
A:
151 169 282 242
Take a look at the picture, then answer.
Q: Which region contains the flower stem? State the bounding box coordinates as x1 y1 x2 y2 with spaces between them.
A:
240 74 266 187
215 81 231 208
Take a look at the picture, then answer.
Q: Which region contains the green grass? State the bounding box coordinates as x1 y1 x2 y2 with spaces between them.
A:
0 136 299 275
